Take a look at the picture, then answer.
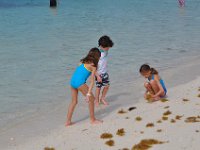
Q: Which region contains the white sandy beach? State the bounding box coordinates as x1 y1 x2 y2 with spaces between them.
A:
6 75 200 150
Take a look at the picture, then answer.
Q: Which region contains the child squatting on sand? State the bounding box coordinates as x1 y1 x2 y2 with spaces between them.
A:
139 64 167 102
95 35 114 106
66 48 103 126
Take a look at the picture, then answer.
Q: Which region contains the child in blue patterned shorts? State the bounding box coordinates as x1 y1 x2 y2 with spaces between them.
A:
95 35 114 106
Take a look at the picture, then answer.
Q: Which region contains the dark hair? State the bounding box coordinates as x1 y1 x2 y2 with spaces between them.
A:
80 47 101 67
139 64 158 74
98 35 114 48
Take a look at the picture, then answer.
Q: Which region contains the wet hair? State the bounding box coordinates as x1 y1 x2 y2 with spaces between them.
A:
98 35 114 48
80 47 101 67
139 64 158 74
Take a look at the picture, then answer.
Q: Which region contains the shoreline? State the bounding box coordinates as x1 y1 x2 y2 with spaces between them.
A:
6 75 200 150
1 55 200 150
2 55 200 149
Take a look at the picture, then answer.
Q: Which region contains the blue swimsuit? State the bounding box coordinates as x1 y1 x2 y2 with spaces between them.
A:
70 64 91 89
148 74 167 94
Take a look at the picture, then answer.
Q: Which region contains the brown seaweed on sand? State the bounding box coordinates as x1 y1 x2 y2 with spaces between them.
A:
132 139 166 150
146 93 152 101
100 133 113 139
175 115 183 120
157 120 162 123
119 148 129 150
182 98 189 102
105 139 115 146
157 129 162 132
44 147 55 150
164 106 169 109
163 110 172 116
185 116 200 123
118 109 127 114
171 119 176 123
146 123 154 127
162 116 168 121
116 128 125 136
160 98 169 102
198 94 200 98
128 107 137 111
135 116 142 121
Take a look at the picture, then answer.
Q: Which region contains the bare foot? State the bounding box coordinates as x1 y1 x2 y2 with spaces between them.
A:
91 119 103 124
152 96 161 102
65 121 75 127
101 98 109 105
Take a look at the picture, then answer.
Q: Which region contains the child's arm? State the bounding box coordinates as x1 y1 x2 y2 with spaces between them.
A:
95 71 102 83
87 67 96 95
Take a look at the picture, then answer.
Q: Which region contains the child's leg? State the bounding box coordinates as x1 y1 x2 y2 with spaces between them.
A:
95 87 101 107
100 85 109 105
149 80 159 94
66 87 78 126
149 80 165 100
78 84 103 124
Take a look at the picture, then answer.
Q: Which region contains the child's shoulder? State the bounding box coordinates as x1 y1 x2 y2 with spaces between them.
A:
153 74 161 80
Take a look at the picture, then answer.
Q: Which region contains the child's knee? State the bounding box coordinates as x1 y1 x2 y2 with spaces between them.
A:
104 85 109 89
89 95 95 102
72 100 78 105
149 80 156 85
144 82 150 88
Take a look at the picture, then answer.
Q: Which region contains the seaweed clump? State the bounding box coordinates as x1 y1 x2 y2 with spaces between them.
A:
105 139 115 146
182 98 189 102
132 139 166 150
44 147 55 150
135 116 142 121
157 120 162 123
157 129 162 132
164 106 169 109
116 128 125 136
171 119 176 123
162 116 168 121
160 98 169 103
128 107 137 111
100 133 113 139
185 116 200 123
146 123 154 128
118 109 127 114
175 115 183 120
163 110 172 116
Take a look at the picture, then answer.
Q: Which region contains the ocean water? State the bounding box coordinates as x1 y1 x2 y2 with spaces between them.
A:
0 0 200 138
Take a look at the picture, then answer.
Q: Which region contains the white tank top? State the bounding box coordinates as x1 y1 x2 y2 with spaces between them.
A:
97 50 108 74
